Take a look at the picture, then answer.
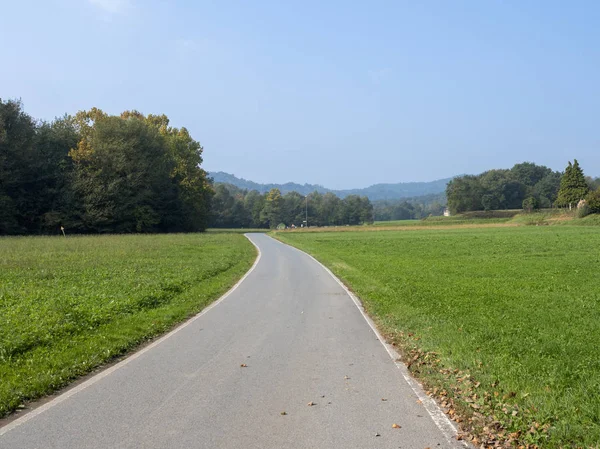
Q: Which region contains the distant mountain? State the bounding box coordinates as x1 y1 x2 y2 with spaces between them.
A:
208 171 453 201
208 172 331 196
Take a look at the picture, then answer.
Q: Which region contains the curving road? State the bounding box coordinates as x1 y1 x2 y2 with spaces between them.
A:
0 234 464 449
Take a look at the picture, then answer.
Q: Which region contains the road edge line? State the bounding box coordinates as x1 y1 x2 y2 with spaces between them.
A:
271 235 468 448
0 234 262 437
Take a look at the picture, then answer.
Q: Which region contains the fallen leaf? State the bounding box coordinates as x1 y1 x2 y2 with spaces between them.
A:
307 401 315 406
392 423 401 428
240 363 248 368
381 398 388 401
344 375 350 380
280 411 287 415
416 400 422 404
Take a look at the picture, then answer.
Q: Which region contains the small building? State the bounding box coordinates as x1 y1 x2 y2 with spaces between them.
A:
443 208 451 217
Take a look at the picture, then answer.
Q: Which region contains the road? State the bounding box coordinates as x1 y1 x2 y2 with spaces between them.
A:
0 234 464 449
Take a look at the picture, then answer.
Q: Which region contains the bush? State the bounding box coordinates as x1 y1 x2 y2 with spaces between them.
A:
461 210 520 219
586 189 600 213
577 204 591 218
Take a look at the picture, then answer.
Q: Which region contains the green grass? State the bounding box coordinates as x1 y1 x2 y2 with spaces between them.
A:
558 213 600 226
0 233 255 418
373 216 514 228
275 227 600 448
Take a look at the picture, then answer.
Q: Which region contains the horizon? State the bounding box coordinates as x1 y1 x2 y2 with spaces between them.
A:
2 1 599 189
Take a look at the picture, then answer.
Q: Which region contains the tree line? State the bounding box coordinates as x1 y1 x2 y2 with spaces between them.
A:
0 99 211 235
1 99 374 235
446 161 600 215
210 183 374 228
5 99 598 235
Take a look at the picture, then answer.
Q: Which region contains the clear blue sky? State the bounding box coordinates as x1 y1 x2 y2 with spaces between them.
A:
1 1 598 188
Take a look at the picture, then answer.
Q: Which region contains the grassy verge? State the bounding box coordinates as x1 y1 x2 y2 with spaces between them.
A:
374 218 512 227
0 233 255 418
206 228 268 233
275 227 600 448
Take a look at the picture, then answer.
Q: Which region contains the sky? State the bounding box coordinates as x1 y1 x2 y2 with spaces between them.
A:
1 1 599 189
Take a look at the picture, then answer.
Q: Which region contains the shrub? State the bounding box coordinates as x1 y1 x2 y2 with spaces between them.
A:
586 189 600 213
577 203 591 218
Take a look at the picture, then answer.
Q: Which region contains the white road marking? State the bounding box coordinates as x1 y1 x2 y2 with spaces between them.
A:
0 235 262 437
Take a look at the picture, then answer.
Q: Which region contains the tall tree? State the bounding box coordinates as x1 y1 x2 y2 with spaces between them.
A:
510 162 552 187
244 190 266 227
260 188 283 228
0 99 37 234
556 159 589 209
281 191 306 227
446 176 484 214
320 192 342 225
144 113 212 231
0 100 76 234
70 112 176 232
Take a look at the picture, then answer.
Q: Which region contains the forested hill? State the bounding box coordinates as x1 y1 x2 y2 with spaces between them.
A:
209 171 453 201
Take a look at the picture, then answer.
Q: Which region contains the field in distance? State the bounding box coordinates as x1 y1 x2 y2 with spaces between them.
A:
275 226 600 448
0 233 256 418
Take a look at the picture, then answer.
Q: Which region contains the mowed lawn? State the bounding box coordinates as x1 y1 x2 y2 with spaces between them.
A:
0 233 256 418
277 227 600 448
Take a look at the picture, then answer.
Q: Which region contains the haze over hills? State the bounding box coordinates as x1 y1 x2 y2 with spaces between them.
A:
208 171 453 201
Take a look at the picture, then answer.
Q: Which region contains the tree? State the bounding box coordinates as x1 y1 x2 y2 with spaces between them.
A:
320 192 342 225
0 100 78 234
0 99 38 234
586 188 600 213
481 194 500 211
522 196 538 212
306 191 323 226
260 188 282 228
341 195 372 225
586 176 600 191
70 113 177 233
556 159 589 209
244 190 266 227
149 116 212 231
510 162 552 187
532 172 561 208
446 176 484 214
281 191 305 226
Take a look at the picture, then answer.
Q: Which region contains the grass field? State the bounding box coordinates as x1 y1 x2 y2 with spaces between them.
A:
373 217 514 227
0 233 256 418
276 226 600 448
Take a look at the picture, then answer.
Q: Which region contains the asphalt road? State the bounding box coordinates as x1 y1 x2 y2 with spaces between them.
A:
0 234 464 449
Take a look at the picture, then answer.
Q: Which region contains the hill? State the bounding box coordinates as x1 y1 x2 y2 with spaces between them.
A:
208 171 453 201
